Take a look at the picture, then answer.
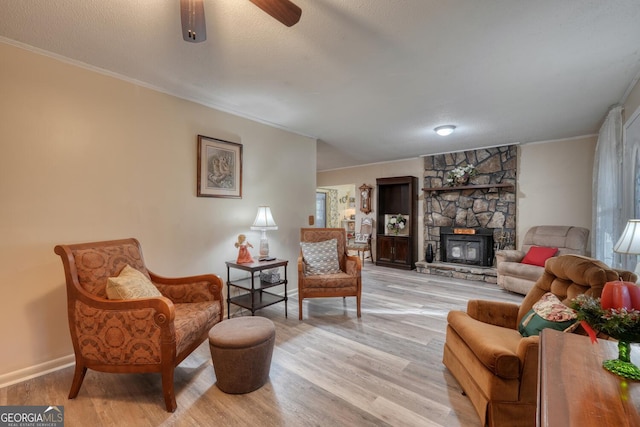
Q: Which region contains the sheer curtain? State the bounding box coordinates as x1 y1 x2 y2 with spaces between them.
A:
620 109 640 271
592 106 624 267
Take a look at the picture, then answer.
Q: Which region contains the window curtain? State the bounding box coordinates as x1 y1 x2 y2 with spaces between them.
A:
592 106 624 267
326 189 340 227
316 188 340 227
620 109 640 271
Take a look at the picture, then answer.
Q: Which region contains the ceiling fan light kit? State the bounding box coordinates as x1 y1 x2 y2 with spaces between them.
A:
180 0 301 43
435 125 456 136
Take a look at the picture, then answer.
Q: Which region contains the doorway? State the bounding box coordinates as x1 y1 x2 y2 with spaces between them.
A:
316 185 356 228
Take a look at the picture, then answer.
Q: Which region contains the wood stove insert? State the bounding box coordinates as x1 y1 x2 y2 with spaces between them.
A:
440 227 494 267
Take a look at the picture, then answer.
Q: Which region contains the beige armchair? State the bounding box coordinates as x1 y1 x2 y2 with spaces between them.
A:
496 225 589 295
443 254 636 427
54 238 224 412
298 228 362 320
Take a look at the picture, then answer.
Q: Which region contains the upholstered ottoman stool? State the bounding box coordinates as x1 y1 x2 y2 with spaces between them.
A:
208 316 276 394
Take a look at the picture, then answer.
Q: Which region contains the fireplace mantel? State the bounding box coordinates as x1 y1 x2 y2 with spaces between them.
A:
422 183 514 194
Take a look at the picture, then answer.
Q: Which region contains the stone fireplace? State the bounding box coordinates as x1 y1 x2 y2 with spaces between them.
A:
417 145 517 282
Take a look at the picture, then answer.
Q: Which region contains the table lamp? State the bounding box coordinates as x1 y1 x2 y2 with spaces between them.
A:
613 219 640 281
251 206 278 260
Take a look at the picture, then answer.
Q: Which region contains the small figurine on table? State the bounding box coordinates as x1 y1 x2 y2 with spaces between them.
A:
235 234 255 264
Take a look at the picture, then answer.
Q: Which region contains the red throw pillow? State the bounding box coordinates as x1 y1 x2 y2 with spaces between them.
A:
521 246 558 267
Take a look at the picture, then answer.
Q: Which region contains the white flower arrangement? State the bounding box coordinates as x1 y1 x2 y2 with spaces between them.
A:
446 164 477 187
386 214 407 235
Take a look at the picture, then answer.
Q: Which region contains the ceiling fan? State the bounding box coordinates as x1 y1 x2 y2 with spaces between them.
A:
180 0 302 43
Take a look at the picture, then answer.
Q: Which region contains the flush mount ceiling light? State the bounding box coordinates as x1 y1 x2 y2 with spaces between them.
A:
434 125 456 136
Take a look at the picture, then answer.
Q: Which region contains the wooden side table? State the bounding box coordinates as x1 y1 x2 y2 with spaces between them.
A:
225 259 288 318
538 328 640 426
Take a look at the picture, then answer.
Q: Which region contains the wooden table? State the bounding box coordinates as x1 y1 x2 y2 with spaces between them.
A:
538 328 640 426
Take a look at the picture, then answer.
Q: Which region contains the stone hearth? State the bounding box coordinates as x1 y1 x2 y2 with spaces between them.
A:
416 261 497 284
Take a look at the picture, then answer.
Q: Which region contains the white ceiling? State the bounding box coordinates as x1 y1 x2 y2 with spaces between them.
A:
1 1 640 171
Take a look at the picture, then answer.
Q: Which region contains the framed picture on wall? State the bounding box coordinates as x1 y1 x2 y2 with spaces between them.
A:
197 135 243 198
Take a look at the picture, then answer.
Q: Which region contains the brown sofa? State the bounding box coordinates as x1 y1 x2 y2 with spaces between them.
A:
496 225 589 295
443 254 636 427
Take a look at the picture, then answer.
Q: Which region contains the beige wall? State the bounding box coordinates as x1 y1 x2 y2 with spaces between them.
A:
0 42 316 383
317 159 424 260
517 136 596 250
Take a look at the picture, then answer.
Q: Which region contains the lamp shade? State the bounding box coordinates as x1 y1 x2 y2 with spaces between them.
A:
614 219 640 254
250 206 278 231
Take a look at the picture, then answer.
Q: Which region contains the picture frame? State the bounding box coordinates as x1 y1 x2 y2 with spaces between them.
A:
197 135 242 198
359 184 373 214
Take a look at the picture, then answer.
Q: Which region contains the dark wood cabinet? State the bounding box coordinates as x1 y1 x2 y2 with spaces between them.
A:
376 235 394 264
376 235 411 267
375 176 418 270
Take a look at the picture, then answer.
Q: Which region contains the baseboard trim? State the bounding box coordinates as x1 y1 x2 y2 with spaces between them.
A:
0 354 75 389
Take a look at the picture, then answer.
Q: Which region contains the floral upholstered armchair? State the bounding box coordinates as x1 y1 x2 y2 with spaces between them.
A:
298 228 362 320
54 238 224 412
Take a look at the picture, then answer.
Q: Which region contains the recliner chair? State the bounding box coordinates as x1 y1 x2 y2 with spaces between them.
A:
496 225 589 295
443 254 636 427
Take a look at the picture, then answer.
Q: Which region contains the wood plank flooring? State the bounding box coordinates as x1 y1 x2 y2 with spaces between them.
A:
0 264 523 426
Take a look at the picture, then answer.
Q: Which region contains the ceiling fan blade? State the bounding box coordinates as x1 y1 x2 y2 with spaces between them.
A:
249 0 302 27
180 0 206 42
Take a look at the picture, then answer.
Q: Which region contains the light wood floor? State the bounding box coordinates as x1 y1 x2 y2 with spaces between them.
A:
0 264 523 427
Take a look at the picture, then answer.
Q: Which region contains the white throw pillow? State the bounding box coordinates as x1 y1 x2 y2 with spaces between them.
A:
300 239 342 276
106 264 162 300
354 233 369 243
